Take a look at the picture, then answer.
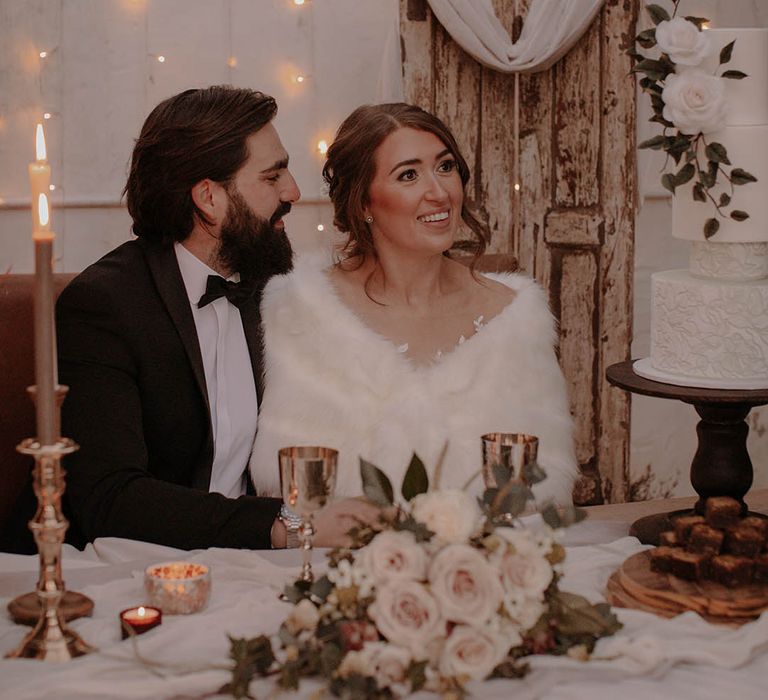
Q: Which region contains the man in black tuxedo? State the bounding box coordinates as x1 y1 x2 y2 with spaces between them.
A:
52 86 376 550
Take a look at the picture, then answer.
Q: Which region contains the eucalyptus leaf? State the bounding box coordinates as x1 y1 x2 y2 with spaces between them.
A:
497 482 530 517
522 460 547 485
559 504 587 526
360 458 394 506
310 576 333 603
638 135 665 150
719 40 735 65
705 142 730 165
551 591 622 637
722 70 747 79
320 642 343 676
684 16 709 29
401 453 429 501
704 218 720 239
693 182 706 202
674 162 695 185
407 660 428 692
731 168 758 185
718 192 731 207
492 463 512 488
730 210 750 221
646 4 670 25
636 28 657 49
541 503 562 529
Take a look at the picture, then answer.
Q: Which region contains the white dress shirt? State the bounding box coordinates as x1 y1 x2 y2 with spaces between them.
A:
174 243 258 498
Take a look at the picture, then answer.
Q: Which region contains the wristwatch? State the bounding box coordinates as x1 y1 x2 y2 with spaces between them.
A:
278 504 302 548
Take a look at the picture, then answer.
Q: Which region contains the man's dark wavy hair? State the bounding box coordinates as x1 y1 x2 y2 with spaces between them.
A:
124 86 277 245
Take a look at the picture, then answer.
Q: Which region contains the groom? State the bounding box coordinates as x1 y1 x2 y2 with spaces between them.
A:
47 86 376 551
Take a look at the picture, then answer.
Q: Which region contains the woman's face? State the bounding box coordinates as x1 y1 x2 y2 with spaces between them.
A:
365 127 464 257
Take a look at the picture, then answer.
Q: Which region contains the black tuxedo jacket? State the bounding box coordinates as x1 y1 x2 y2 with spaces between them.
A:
55 238 281 550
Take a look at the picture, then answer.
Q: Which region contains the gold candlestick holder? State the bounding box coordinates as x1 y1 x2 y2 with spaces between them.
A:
5 387 95 661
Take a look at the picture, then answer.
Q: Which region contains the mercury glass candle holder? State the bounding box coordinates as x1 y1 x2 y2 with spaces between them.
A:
144 562 211 615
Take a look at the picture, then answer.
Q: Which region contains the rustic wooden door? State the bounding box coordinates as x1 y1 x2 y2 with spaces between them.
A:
400 0 638 504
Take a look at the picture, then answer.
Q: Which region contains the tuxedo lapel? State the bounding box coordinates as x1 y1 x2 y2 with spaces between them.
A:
239 286 266 406
139 238 214 490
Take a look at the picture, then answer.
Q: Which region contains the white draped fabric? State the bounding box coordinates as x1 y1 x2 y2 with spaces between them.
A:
426 0 605 74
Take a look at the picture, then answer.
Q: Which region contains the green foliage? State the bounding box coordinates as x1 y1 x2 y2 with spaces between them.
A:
730 210 749 222
646 4 670 25
704 218 720 239
705 142 730 165
219 634 276 699
722 70 747 79
731 168 758 185
360 458 394 507
719 40 735 65
401 453 429 501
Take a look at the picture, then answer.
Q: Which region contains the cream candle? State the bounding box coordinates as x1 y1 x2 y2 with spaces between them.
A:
29 123 51 234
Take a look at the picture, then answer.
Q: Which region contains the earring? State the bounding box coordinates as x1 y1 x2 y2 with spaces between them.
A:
365 215 374 224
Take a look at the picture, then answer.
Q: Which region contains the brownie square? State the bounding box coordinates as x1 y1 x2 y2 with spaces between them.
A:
659 530 680 547
754 554 768 583
724 525 764 558
649 546 677 574
673 515 705 544
741 516 768 539
668 549 708 581
708 554 753 587
687 523 723 555
705 496 742 529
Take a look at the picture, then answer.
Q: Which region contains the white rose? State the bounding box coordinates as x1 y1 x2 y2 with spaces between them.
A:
356 530 428 584
502 588 545 631
438 625 509 681
337 646 376 678
494 528 553 602
368 579 444 656
662 69 727 135
428 544 504 624
285 598 320 634
363 642 413 690
411 490 482 544
655 17 712 66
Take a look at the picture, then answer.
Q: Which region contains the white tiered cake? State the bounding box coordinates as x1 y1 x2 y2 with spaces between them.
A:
635 28 768 390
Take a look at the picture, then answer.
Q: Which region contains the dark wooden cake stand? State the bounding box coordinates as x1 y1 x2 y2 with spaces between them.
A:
606 360 768 545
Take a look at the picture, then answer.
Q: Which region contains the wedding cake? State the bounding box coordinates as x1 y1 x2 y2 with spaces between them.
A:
635 28 768 390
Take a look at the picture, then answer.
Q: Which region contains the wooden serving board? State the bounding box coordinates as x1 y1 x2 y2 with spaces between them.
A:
606 551 768 625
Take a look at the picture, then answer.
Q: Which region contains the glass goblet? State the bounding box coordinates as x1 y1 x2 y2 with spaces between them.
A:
279 446 338 584
481 432 539 488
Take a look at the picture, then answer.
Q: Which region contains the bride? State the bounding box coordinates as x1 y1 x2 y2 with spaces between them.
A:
250 103 576 505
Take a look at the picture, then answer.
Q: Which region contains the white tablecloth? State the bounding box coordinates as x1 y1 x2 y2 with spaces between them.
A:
1 519 767 700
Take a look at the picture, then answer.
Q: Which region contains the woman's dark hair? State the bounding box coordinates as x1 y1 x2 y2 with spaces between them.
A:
124 86 277 245
322 103 487 266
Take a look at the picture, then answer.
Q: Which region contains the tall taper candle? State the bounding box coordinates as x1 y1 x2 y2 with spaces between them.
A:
29 124 51 233
33 193 56 445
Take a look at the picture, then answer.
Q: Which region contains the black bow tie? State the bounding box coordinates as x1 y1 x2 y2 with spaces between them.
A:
197 275 254 309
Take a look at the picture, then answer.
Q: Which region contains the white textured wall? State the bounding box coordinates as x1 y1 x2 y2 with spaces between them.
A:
1 0 766 500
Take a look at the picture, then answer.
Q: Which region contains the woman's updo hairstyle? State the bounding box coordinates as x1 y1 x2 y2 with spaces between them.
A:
322 103 487 266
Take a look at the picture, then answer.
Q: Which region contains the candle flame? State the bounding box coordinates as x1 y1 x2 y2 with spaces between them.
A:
137 606 146 617
36 123 47 162
38 193 49 226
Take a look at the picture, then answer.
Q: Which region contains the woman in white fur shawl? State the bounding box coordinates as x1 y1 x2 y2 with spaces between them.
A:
251 103 577 507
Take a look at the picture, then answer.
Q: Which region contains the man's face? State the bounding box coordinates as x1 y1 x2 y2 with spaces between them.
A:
216 123 301 278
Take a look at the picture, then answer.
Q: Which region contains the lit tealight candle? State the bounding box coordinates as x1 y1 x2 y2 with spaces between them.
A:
317 139 328 155
119 606 162 639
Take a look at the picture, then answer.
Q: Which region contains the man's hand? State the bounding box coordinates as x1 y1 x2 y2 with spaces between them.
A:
270 497 382 549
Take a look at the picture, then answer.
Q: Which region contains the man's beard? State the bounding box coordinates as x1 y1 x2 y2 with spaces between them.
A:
215 188 294 282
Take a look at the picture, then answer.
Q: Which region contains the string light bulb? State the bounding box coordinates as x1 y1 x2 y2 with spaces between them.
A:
514 183 521 192
294 0 306 5
317 224 324 232
227 56 237 68
49 184 56 191
39 50 48 59
317 139 328 155
157 55 166 63
43 112 52 120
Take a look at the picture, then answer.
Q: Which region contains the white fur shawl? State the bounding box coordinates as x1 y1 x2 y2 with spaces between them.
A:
250 254 577 504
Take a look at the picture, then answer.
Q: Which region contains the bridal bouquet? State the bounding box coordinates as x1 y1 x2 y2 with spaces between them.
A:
222 456 620 699
630 2 757 238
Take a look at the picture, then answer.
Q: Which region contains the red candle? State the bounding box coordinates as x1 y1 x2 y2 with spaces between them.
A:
119 606 162 639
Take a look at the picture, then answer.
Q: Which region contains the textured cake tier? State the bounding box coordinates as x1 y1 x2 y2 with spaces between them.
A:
649 270 768 387
690 241 768 281
672 124 768 242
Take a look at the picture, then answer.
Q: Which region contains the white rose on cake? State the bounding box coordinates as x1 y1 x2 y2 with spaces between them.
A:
662 69 727 135
438 625 509 680
655 17 712 66
428 544 504 625
368 579 444 655
411 489 482 544
355 530 427 583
